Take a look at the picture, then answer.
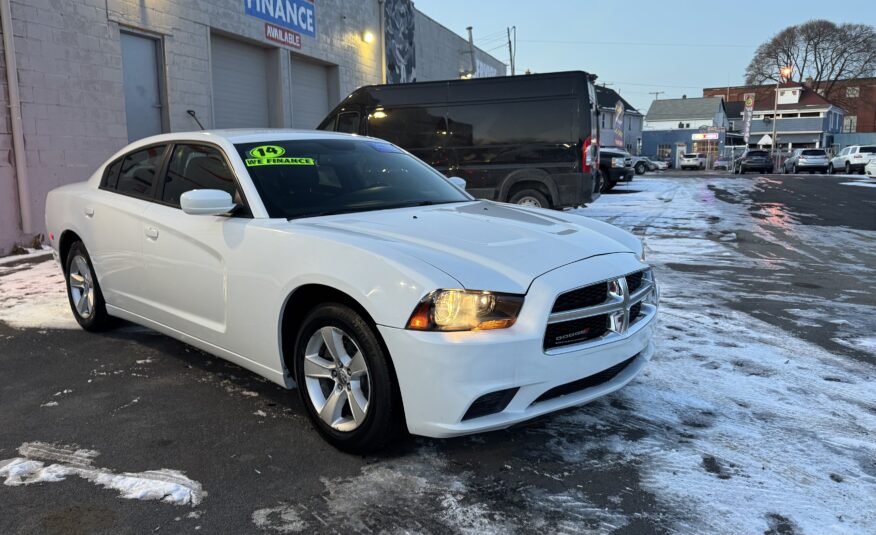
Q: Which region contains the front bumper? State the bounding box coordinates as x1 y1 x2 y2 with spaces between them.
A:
380 253 656 438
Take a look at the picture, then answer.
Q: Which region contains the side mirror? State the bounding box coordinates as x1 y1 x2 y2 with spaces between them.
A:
449 176 467 190
180 189 236 216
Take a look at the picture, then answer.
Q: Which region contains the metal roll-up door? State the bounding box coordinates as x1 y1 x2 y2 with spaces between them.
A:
291 57 330 129
211 35 270 128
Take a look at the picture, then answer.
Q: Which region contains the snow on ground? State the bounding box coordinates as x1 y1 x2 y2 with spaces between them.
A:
0 442 204 506
0 246 52 266
0 256 75 329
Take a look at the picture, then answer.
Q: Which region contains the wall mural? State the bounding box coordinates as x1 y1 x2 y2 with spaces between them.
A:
384 0 416 83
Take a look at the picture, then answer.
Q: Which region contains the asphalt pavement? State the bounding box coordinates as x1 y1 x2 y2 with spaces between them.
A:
1 172 874 534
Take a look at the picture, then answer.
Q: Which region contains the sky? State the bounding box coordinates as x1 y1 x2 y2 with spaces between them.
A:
413 0 876 113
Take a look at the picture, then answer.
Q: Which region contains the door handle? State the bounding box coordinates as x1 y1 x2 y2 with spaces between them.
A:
84 207 94 217
145 226 159 240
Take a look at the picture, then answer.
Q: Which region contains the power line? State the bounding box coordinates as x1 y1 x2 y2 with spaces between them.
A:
649 90 665 100
517 38 754 49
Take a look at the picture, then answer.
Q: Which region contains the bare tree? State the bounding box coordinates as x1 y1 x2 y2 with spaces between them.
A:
745 20 876 106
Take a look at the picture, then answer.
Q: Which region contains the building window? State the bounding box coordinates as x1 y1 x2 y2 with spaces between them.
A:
846 86 860 98
657 144 671 159
799 112 820 118
843 115 857 133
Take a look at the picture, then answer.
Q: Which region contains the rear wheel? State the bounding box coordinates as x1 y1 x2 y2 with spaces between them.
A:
634 162 646 175
294 303 402 453
65 241 110 332
827 163 834 174
845 162 851 174
508 188 550 209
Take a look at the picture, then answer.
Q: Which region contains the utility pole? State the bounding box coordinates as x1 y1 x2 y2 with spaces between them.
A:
649 91 664 100
466 26 476 76
506 26 516 75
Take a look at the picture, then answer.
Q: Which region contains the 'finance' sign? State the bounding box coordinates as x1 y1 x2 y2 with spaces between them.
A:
245 0 316 38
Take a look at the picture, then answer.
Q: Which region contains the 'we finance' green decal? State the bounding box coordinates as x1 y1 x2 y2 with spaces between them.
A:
245 145 316 167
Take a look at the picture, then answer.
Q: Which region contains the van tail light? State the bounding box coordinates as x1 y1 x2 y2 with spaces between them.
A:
582 135 596 173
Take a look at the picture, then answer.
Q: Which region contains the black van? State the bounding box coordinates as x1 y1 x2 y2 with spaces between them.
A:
317 71 601 209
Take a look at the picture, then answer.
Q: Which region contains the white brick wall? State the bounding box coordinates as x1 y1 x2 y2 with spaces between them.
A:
0 0 504 255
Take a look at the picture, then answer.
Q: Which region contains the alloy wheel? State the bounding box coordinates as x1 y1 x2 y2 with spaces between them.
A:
303 326 371 432
68 254 95 319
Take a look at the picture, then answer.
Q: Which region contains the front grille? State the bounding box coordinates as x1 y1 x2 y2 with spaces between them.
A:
551 282 607 313
630 302 642 322
626 271 644 292
543 315 608 350
533 355 638 404
462 388 518 421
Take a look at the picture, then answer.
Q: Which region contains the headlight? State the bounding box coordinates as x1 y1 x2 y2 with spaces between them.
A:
406 290 524 331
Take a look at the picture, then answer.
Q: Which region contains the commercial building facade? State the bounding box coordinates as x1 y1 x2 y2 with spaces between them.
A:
0 0 505 255
642 96 739 166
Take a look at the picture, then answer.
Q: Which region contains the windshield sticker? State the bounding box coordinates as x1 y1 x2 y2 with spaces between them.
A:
248 145 286 159
365 141 404 154
245 156 316 167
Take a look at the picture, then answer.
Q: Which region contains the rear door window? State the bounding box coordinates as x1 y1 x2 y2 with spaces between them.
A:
115 145 168 198
366 107 447 149
161 144 239 207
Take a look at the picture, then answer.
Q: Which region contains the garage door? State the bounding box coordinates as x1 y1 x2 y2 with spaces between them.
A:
211 35 270 128
291 57 330 129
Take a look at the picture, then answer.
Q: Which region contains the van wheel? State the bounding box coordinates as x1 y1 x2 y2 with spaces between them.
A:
294 303 402 453
509 189 549 209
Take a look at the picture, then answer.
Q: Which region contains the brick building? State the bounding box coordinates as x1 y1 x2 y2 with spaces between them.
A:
0 0 505 255
704 77 876 133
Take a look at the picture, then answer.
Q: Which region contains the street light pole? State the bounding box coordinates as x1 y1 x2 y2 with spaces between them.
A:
772 66 793 171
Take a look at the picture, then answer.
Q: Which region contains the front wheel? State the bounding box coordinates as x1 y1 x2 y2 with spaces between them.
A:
294 303 402 453
827 163 834 174
845 162 851 174
509 188 550 209
65 241 111 331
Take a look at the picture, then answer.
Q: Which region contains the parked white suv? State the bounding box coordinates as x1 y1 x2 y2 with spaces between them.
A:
680 153 706 170
829 145 876 174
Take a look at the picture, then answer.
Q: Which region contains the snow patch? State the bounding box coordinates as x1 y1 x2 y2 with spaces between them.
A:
0 441 204 506
0 259 76 329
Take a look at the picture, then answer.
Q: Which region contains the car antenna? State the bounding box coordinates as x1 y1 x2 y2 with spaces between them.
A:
187 109 205 130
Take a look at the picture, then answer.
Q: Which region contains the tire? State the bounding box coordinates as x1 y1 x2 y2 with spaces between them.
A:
827 163 834 174
604 179 617 192
65 241 111 332
845 162 851 174
293 303 402 453
634 162 646 175
508 188 550 209
792 164 798 174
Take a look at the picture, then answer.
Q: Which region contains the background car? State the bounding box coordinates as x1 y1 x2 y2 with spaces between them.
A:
713 156 732 171
734 149 773 174
680 153 706 170
599 147 634 191
829 145 876 174
865 157 876 177
630 155 655 175
783 148 829 174
649 158 669 170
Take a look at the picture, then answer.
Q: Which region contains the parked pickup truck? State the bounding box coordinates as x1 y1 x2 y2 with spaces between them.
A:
599 147 634 192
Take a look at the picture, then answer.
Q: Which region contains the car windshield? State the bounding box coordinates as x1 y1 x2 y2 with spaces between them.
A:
235 139 471 219
801 150 825 156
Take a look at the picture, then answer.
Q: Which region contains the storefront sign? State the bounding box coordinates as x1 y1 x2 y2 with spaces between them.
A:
613 101 625 148
692 132 719 140
245 0 316 38
741 92 756 143
265 22 302 49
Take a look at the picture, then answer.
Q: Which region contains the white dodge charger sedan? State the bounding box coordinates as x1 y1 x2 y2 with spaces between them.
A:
46 130 658 452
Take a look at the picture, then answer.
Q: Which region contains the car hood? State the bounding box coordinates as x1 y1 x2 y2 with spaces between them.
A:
295 201 640 293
